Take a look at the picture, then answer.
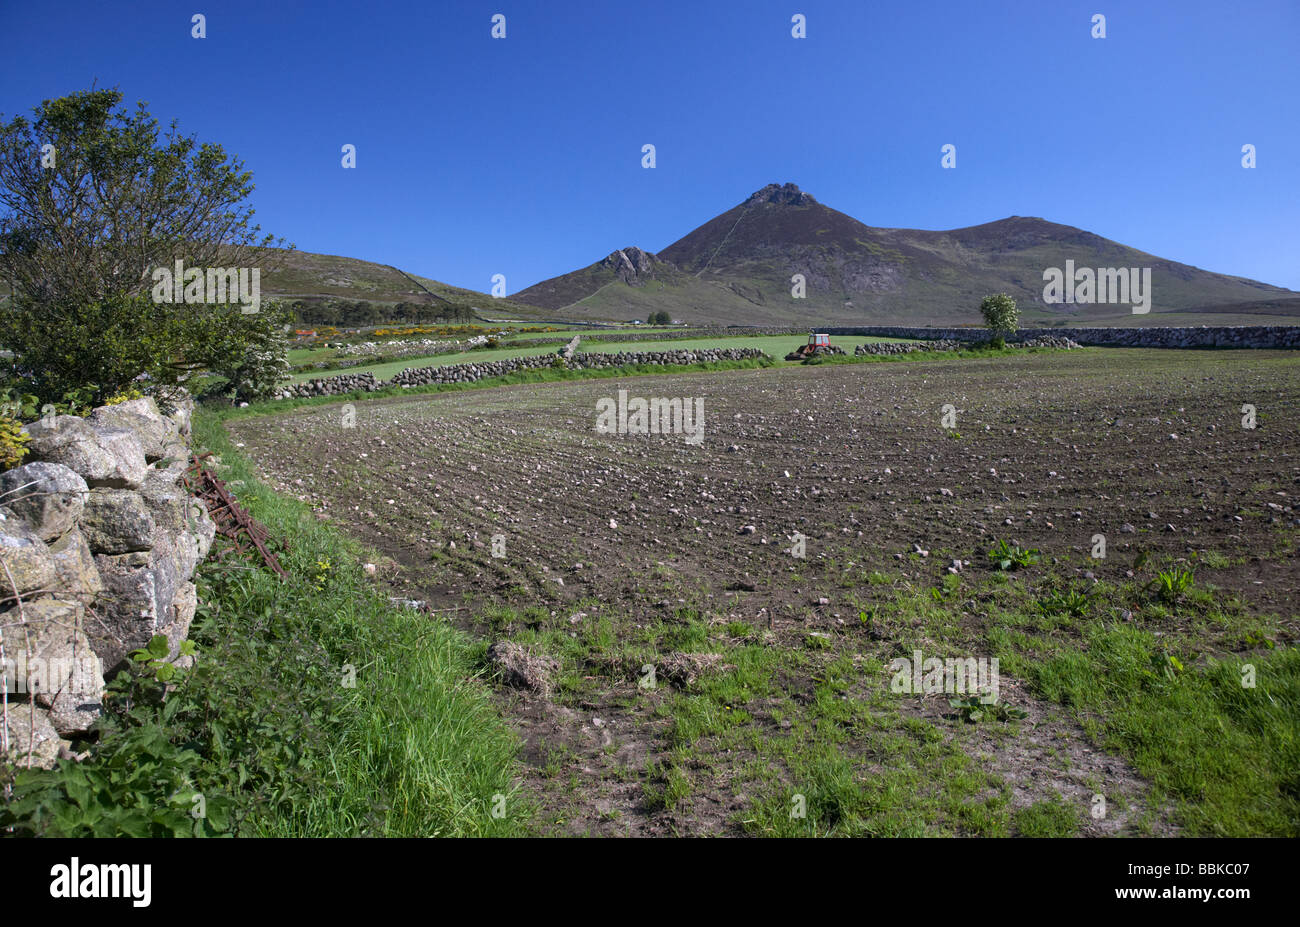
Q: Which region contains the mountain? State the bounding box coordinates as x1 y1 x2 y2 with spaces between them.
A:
253 248 551 322
1 246 560 324
512 183 1299 326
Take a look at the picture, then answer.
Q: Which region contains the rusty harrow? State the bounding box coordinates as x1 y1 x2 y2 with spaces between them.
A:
181 453 289 579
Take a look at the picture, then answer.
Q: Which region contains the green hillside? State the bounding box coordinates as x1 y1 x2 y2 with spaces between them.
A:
252 247 552 322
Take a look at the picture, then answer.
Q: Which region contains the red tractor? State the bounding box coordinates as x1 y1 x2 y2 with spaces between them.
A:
785 332 842 361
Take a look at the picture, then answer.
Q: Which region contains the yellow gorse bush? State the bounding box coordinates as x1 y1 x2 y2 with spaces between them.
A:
0 415 31 470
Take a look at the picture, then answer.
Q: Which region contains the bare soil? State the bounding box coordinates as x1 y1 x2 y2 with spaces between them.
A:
229 348 1300 835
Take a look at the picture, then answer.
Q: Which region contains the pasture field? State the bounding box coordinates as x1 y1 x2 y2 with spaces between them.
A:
228 348 1300 836
288 333 916 382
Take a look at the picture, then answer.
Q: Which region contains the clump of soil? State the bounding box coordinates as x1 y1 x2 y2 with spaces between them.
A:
657 652 733 688
486 641 558 697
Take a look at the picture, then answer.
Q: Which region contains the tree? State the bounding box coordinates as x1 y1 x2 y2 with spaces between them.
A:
0 88 290 405
647 310 671 325
208 303 293 402
979 293 1018 347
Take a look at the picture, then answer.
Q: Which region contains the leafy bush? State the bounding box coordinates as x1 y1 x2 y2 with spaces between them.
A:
1 724 233 837
1 291 292 408
0 88 289 406
105 386 145 405
0 413 30 469
979 293 1018 345
0 384 97 422
0 387 40 421
130 633 197 684
205 305 293 403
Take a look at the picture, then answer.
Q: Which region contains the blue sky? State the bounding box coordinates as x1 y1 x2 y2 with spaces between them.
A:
2 0 1297 293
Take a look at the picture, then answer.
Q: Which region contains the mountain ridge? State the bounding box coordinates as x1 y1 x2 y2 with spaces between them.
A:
512 183 1298 326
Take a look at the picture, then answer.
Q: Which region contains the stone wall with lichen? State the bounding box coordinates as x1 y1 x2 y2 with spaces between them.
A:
1 394 215 769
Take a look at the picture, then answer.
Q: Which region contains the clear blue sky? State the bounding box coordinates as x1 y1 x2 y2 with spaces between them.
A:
2 0 1297 293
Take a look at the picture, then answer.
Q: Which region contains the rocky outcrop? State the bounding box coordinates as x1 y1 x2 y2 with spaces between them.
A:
3 704 62 769
7 597 103 734
746 182 816 207
602 248 659 286
0 462 89 542
1 393 214 769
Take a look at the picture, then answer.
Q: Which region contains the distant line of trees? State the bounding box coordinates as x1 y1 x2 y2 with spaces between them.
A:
289 299 476 327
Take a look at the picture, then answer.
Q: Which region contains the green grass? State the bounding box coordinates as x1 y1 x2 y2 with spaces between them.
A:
737 703 1012 837
1014 798 1080 837
289 333 914 382
1 408 531 837
968 557 1300 837
189 411 532 835
503 325 683 339
762 543 1300 837
995 623 1300 836
241 355 777 421
643 759 694 811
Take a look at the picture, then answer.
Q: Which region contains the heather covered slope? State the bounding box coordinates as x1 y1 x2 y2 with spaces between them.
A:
252 247 553 321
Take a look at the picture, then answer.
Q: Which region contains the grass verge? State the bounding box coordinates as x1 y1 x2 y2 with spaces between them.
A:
0 408 528 837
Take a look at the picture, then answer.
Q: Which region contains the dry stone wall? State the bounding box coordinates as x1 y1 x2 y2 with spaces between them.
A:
1 395 215 769
515 324 1300 350
279 347 768 398
825 325 1300 348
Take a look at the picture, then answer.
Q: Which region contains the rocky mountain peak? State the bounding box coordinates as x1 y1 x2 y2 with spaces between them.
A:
746 182 816 207
601 246 659 285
